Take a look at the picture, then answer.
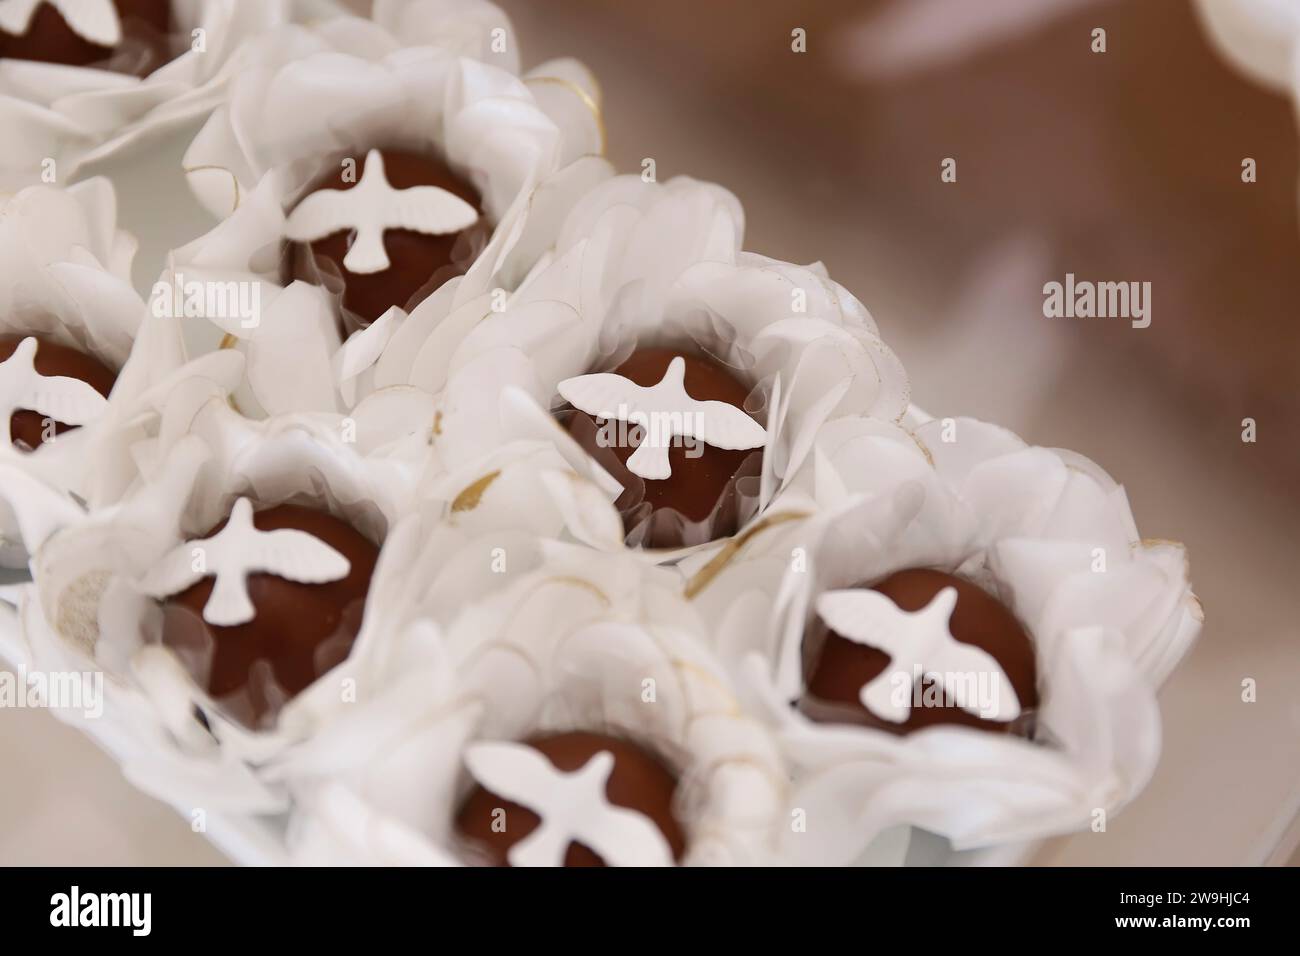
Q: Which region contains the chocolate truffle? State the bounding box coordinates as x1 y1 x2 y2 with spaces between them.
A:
563 347 763 549
0 334 117 452
158 503 379 727
285 148 488 327
802 568 1039 735
455 731 688 867
0 1 172 72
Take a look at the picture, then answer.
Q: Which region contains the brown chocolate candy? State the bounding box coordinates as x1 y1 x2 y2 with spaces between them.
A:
563 347 761 549
0 334 117 452
455 731 687 867
285 148 487 327
159 503 379 727
802 568 1039 736
0 0 172 72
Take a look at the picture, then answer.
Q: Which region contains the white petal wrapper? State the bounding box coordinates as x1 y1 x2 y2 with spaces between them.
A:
371 0 519 73
438 173 909 557
278 537 791 866
170 13 608 421
684 413 1201 863
365 0 609 148
0 179 138 362
0 0 352 188
14 379 423 812
0 178 162 565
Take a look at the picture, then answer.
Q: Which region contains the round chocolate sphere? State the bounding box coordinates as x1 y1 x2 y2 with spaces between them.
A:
563 347 761 549
802 568 1039 735
0 334 117 452
455 731 688 867
285 148 487 327
158 503 379 726
0 0 172 71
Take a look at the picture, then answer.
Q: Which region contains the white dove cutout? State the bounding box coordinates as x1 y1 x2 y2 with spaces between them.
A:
0 337 109 446
815 586 1021 723
139 498 352 626
0 0 122 46
557 356 768 480
463 741 676 867
284 149 480 275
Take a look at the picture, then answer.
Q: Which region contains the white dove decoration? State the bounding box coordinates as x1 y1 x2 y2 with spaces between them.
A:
0 0 122 46
815 586 1021 723
284 149 480 275
0 337 108 446
139 497 352 626
463 741 676 867
557 356 768 480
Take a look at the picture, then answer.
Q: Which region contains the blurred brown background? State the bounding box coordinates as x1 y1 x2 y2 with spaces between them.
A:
503 0 1300 470
2 0 1297 866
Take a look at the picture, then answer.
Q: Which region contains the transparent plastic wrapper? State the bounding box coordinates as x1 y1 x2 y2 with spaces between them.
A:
685 414 1201 864
12 380 423 813
168 11 608 432
438 173 910 560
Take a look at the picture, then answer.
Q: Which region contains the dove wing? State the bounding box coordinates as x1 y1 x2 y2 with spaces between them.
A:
933 640 1021 719
244 527 351 584
0 1 40 35
384 186 479 237
684 397 767 451
0 337 40 414
52 0 122 46
284 189 357 243
818 588 923 722
463 742 562 811
815 589 913 659
23 375 108 428
557 372 646 420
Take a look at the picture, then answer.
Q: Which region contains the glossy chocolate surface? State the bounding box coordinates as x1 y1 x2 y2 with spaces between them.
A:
564 347 760 549
286 148 487 326
803 568 1039 735
0 334 117 451
159 503 379 726
455 731 687 867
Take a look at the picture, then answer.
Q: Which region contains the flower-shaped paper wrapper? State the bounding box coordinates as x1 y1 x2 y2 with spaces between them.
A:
13 382 423 814
0 0 359 187
433 173 910 559
277 538 791 866
166 10 608 422
0 177 162 565
683 413 1201 863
